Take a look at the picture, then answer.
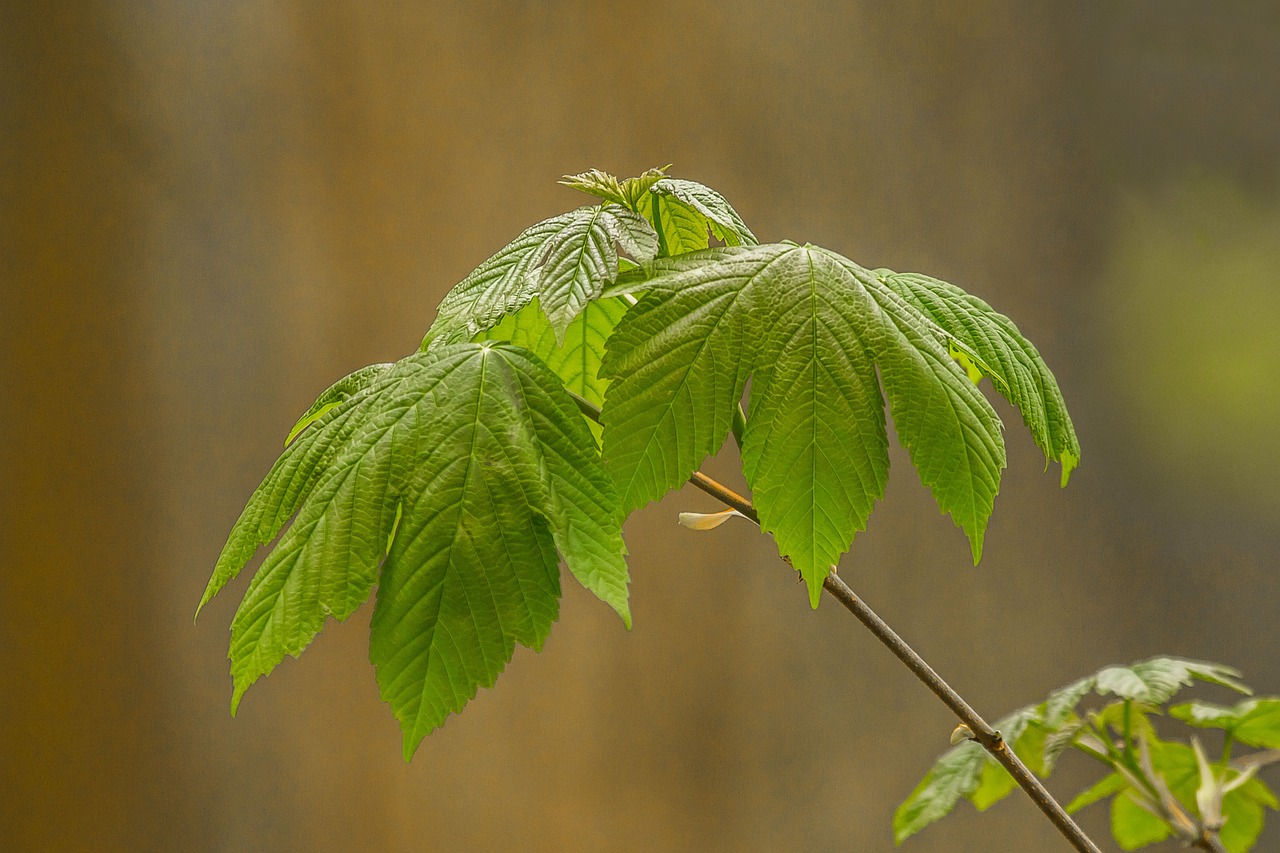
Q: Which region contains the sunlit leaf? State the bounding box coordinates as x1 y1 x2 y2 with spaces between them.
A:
601 243 1010 604
647 177 757 247
424 212 581 347
640 189 712 255
474 295 629 439
538 206 655 342
201 344 630 759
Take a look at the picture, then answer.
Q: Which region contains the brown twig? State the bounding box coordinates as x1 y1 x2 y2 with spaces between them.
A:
569 391 1102 852
683 472 1102 853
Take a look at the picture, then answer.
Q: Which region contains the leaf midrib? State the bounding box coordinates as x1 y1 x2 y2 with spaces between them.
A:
406 348 492 739
614 248 792 507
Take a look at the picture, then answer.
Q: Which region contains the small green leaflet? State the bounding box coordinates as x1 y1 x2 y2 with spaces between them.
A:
600 242 1007 606
1091 658 1249 704
634 177 759 258
1044 676 1096 727
1067 773 1124 813
199 343 630 760
893 741 986 844
893 706 1039 841
537 205 653 342
1170 698 1280 749
424 213 574 346
473 296 629 439
642 189 712 255
1110 789 1173 850
874 270 1081 486
968 707 1043 811
1218 780 1277 853
423 205 657 348
557 168 757 254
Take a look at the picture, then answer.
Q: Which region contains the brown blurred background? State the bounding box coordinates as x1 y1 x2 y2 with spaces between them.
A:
3 3 1279 851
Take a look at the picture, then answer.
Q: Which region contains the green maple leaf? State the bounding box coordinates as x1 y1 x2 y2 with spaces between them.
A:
199 343 629 759
600 242 1015 605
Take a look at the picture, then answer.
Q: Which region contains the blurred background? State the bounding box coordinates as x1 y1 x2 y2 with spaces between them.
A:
3 3 1278 851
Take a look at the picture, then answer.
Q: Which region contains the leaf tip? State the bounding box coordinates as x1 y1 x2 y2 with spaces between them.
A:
1059 451 1080 488
969 531 984 566
607 596 633 631
194 588 215 622
807 578 823 610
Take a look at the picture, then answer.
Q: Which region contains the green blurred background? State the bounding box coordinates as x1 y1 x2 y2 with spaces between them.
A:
3 3 1278 851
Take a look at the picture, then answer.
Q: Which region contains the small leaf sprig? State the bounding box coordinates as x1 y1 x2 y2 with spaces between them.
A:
896 658 1280 852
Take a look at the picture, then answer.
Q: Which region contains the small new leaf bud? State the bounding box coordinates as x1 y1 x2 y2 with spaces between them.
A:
677 509 747 531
